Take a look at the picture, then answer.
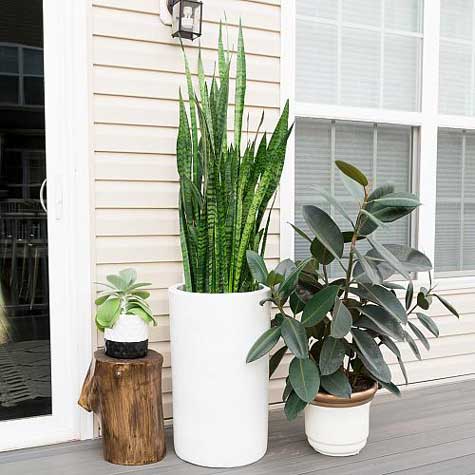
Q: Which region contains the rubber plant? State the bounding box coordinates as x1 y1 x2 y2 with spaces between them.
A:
246 160 460 420
176 23 292 293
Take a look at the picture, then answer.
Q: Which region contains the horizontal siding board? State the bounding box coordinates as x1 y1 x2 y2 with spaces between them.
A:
95 207 280 235
92 0 281 31
94 66 280 108
96 259 280 290
95 234 280 263
94 94 280 131
92 6 280 57
93 36 280 83
95 179 280 209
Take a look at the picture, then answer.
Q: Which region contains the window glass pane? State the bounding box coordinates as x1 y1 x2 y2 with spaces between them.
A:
439 0 475 115
297 0 337 19
341 28 380 108
440 0 473 41
295 0 422 111
384 0 422 32
0 75 19 103
296 21 337 104
24 77 44 105
384 34 421 111
342 0 381 26
294 119 413 262
23 48 44 75
435 129 465 273
0 46 18 74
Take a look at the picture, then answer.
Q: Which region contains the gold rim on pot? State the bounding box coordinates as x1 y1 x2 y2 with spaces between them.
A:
310 383 378 408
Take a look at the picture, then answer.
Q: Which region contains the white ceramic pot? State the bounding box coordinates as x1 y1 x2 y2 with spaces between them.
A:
104 314 149 359
168 284 271 468
304 384 378 457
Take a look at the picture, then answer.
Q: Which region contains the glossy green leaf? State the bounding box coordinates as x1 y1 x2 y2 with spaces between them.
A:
301 286 340 327
367 237 411 280
302 205 345 264
380 335 408 384
352 328 392 383
246 326 281 363
370 192 420 208
319 336 346 376
417 291 431 310
339 172 365 202
246 250 268 284
416 313 439 337
358 305 405 341
95 297 121 329
408 321 430 351
289 357 320 403
331 300 352 338
119 268 137 287
270 346 287 377
320 370 352 398
312 187 355 225
281 317 308 359
284 391 307 421
405 281 414 310
378 380 401 397
335 160 369 186
106 274 127 291
311 238 335 265
278 258 312 302
404 330 422 360
434 294 460 318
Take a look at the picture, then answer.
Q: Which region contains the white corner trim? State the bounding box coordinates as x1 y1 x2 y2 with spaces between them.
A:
160 0 172 25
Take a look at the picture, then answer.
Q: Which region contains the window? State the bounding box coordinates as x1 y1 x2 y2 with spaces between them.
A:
0 44 44 106
284 0 475 279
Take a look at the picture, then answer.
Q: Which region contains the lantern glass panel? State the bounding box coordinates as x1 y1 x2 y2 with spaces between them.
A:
171 0 202 40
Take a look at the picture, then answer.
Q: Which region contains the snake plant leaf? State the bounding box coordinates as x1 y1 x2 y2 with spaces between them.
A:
434 294 460 318
335 160 369 186
301 285 340 327
358 305 405 341
246 250 268 285
416 313 440 337
321 370 352 399
95 297 121 329
289 357 320 403
269 346 287 378
404 330 422 360
351 284 407 324
246 326 281 363
352 328 392 383
281 317 308 359
331 300 353 338
284 391 307 421
302 205 344 264
319 336 346 376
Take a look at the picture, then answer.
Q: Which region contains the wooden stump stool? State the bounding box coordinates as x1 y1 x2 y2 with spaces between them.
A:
79 350 166 465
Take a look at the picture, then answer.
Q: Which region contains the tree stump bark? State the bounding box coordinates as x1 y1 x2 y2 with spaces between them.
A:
78 349 166 465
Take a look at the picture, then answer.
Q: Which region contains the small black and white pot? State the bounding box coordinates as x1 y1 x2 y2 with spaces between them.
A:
104 314 149 359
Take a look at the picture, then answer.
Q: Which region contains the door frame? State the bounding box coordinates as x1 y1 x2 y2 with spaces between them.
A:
0 0 94 450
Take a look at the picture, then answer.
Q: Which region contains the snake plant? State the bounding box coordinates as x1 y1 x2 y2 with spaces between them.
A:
176 23 292 293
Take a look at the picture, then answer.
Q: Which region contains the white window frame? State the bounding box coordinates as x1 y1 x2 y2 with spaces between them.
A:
281 0 475 291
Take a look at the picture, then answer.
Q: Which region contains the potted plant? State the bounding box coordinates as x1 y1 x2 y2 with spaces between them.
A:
168 24 292 467
247 160 459 457
95 268 156 359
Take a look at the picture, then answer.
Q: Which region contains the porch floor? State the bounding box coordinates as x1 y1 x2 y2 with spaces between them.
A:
1 379 475 475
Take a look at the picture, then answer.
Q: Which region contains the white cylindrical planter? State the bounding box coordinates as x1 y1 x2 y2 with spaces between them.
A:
305 384 378 457
104 314 149 359
168 284 271 468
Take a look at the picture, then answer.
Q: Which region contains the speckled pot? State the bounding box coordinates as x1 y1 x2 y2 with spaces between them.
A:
104 314 149 359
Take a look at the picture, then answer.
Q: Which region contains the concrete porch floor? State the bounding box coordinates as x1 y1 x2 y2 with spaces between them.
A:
1 379 475 475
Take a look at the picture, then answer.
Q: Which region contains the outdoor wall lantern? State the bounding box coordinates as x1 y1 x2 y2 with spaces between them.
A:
165 0 203 41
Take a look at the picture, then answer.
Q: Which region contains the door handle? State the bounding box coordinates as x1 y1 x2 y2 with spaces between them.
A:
40 178 47 213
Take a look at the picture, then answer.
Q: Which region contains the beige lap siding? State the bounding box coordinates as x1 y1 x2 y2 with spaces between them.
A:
92 0 283 418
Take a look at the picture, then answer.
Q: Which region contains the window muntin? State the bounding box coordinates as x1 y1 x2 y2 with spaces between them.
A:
295 0 423 111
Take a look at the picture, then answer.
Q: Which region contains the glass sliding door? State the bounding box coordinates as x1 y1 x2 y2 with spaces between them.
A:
0 0 51 422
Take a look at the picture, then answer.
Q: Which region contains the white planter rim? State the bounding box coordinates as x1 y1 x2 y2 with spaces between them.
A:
311 383 378 409
169 283 269 298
